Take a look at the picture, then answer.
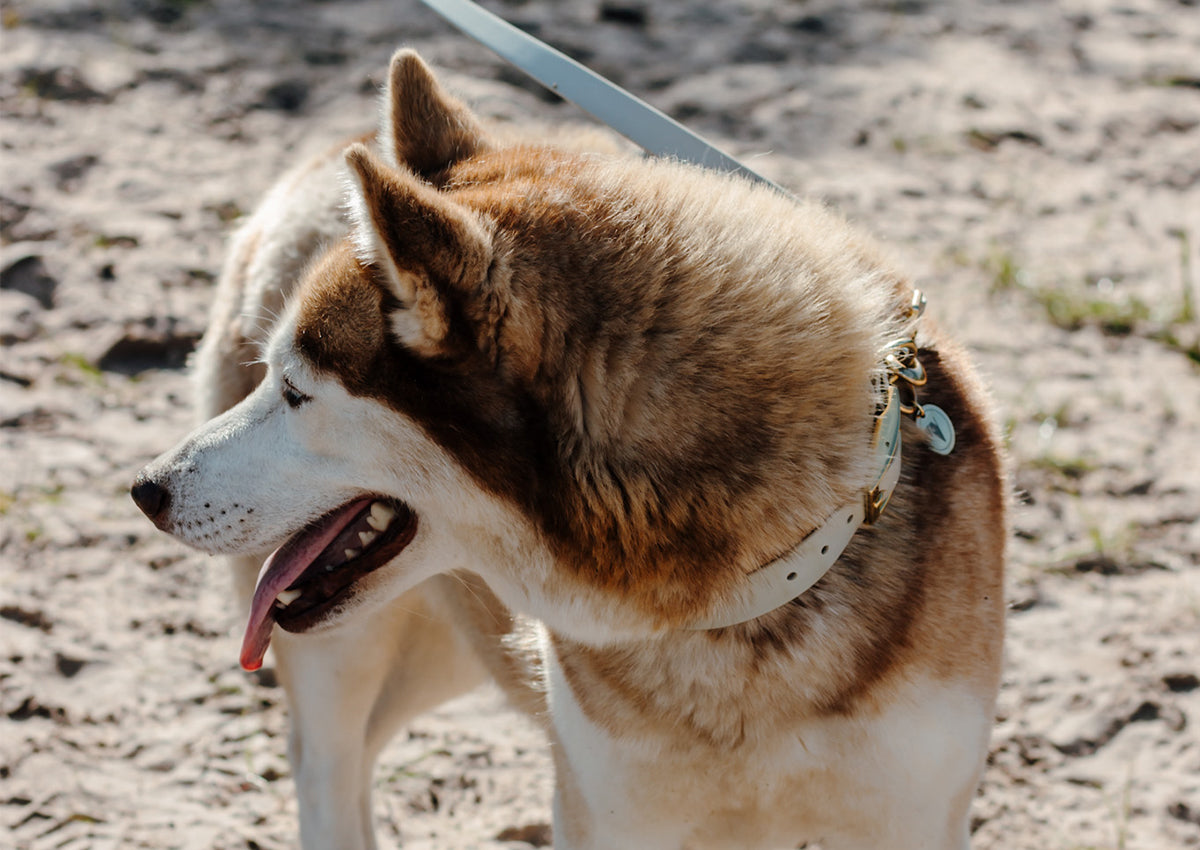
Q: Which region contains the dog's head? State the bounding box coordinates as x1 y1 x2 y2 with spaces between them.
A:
133 50 905 666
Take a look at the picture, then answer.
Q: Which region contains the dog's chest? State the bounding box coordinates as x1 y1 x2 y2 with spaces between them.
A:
545 639 990 847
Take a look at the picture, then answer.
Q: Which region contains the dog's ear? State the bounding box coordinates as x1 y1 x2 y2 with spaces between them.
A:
381 49 489 176
344 143 492 356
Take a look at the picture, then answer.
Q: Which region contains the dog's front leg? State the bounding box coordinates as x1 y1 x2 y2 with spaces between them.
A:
227 552 376 847
272 628 383 850
267 584 490 850
543 646 691 850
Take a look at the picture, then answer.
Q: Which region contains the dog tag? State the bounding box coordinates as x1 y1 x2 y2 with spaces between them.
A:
915 404 956 455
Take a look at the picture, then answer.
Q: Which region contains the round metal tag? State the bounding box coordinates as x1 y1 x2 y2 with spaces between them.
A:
916 404 956 455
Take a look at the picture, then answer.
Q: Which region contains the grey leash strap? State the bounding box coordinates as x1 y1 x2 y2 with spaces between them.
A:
419 0 786 194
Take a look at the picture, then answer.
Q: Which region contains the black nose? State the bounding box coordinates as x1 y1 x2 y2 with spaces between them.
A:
131 472 170 523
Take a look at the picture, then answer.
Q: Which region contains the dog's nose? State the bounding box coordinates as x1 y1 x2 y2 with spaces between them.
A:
131 472 171 523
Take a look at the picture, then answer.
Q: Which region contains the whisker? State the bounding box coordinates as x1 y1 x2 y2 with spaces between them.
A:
448 570 507 629
385 601 437 624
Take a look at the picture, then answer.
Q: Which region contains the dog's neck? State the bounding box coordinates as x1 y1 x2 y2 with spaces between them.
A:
684 381 903 630
686 292 951 631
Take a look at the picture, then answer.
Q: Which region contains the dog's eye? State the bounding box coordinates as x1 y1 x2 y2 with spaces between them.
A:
281 379 311 409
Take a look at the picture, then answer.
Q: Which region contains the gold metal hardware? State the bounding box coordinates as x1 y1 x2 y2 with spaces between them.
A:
864 485 890 525
882 302 932 417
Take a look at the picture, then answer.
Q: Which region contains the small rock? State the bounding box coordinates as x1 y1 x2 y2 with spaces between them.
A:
139 67 204 93
1048 696 1176 756
0 605 53 632
93 234 139 249
0 405 57 430
138 0 194 25
966 128 1044 151
496 822 553 847
598 3 648 27
0 369 33 388
0 253 57 309
1164 672 1199 693
731 40 790 64
303 47 349 67
7 695 68 723
1129 700 1160 723
1108 478 1154 497
1074 555 1163 576
55 652 86 678
18 66 109 103
204 200 243 224
256 78 310 113
97 324 201 374
1168 800 1200 826
48 153 100 191
790 14 832 34
1007 587 1040 612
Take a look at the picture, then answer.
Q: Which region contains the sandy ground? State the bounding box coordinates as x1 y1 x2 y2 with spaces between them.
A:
2 0 1199 848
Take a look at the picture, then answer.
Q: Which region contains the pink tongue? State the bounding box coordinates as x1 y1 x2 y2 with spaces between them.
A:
239 498 373 671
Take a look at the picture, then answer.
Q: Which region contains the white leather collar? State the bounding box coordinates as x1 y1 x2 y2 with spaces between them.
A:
685 385 903 630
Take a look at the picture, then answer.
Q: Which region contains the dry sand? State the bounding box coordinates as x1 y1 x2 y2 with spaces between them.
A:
2 1 1198 848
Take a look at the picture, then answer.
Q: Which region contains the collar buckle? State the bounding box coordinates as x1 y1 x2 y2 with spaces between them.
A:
864 486 890 526
864 384 901 525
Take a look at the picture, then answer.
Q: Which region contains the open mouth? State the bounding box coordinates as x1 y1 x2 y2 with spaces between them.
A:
239 496 417 671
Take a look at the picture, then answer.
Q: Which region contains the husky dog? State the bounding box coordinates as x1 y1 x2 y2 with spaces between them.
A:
132 50 1006 850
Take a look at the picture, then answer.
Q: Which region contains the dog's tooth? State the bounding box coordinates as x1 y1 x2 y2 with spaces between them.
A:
358 530 377 547
344 548 360 561
276 588 301 607
370 501 395 522
367 502 395 531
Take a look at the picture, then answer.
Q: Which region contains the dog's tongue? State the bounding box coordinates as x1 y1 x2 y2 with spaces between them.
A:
239 498 373 671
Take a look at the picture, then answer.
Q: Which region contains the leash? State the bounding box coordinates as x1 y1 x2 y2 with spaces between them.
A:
418 1 957 628
419 0 787 194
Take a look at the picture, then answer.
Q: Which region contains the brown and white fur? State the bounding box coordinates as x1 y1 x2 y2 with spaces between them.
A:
132 50 1007 850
